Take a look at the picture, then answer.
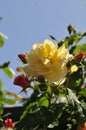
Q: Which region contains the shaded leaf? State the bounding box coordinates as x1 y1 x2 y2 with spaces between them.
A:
0 61 10 69
49 35 57 41
79 88 86 97
0 103 4 115
0 107 3 115
0 79 2 87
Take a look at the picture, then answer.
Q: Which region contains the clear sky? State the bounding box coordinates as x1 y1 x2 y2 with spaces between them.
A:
0 0 86 94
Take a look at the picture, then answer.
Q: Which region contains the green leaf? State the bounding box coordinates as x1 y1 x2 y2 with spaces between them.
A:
49 35 57 41
79 88 86 97
48 119 59 128
73 43 86 54
3 98 16 105
0 103 4 115
0 79 2 87
37 96 49 107
65 34 81 46
0 107 3 115
0 35 4 47
3 67 15 78
58 32 86 48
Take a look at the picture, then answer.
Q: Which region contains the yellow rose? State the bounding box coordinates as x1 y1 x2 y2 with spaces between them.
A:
23 39 72 82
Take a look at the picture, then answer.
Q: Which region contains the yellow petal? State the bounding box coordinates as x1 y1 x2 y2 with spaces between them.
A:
69 65 78 74
16 67 24 72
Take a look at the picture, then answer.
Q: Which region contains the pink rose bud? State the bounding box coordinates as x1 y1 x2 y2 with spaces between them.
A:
13 75 30 89
18 54 27 63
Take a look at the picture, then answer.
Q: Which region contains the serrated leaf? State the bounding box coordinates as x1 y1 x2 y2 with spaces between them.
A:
3 67 15 78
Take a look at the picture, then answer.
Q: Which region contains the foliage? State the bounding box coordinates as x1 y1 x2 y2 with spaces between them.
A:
0 32 21 126
1 25 86 130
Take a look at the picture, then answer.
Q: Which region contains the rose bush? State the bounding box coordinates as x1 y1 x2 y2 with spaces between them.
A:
12 25 86 130
0 25 86 130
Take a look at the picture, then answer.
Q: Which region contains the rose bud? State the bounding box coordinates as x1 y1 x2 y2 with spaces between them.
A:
67 24 76 34
74 52 85 60
18 54 27 63
13 75 30 89
4 118 14 128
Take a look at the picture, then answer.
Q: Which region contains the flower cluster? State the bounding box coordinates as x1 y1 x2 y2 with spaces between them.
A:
14 39 72 89
14 39 86 90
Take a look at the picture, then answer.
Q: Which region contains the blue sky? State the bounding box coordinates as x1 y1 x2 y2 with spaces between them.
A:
0 0 86 94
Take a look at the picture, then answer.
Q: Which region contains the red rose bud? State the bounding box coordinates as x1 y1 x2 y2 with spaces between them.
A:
18 54 27 63
74 52 85 60
13 75 30 89
67 24 76 34
4 118 14 128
